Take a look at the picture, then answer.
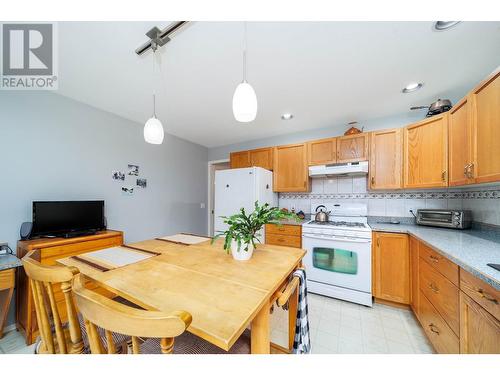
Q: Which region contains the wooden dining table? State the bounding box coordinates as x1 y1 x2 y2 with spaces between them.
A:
57 237 305 354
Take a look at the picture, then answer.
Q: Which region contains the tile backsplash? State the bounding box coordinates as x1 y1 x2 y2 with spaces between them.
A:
279 176 500 226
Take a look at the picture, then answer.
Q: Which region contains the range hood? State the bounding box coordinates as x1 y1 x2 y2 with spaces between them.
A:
309 161 369 178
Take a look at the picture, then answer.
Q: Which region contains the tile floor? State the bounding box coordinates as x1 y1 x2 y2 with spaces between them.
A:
0 329 36 354
0 293 434 354
271 293 435 354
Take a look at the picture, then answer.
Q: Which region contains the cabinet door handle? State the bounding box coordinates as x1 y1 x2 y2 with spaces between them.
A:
376 238 380 247
371 176 375 186
429 255 439 263
428 283 439 293
463 164 469 177
477 288 498 305
441 171 447 182
467 163 474 179
428 323 440 335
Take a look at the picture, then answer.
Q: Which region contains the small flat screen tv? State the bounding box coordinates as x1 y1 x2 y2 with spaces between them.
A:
32 200 106 237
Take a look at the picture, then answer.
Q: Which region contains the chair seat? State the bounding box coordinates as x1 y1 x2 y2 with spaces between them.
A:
140 329 251 354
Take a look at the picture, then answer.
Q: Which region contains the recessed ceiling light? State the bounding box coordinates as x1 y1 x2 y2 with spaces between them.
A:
402 83 423 93
281 113 294 120
434 21 461 31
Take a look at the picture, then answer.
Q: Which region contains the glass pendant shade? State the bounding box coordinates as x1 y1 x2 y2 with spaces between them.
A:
144 116 164 144
232 80 258 122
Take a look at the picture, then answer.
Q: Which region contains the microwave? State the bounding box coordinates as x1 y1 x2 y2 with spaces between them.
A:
416 209 472 229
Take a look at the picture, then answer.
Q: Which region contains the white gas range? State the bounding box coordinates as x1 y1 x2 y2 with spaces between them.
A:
302 203 373 307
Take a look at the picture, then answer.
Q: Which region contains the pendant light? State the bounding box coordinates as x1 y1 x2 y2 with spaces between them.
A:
144 44 164 144
232 22 257 123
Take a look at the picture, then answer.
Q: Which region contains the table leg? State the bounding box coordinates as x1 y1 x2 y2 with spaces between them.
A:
251 299 270 354
288 286 298 351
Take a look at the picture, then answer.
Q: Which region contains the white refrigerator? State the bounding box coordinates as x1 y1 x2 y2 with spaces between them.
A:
214 167 278 239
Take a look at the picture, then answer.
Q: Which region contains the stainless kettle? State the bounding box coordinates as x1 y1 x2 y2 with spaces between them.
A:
315 205 330 222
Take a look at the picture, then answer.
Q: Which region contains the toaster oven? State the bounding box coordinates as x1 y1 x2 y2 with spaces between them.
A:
416 209 472 229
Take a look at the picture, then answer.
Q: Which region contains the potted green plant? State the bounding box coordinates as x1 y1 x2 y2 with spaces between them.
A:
212 202 299 261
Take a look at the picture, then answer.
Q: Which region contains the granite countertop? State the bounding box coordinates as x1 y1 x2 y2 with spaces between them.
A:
276 219 308 226
0 254 22 271
369 223 500 291
272 216 310 226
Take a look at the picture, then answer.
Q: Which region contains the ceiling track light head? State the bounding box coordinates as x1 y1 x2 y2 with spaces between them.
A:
135 22 188 55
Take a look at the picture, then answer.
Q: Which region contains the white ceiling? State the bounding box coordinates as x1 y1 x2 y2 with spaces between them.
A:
57 21 500 148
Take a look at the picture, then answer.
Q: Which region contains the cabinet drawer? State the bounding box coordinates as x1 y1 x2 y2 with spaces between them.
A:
419 258 459 335
266 234 302 248
419 243 459 286
265 224 301 237
0 269 15 290
419 290 459 354
40 237 123 265
460 268 500 321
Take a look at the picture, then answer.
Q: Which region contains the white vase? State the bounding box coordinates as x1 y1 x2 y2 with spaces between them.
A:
230 240 254 261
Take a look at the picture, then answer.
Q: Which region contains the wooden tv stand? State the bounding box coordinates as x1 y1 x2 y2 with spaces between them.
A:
16 230 123 344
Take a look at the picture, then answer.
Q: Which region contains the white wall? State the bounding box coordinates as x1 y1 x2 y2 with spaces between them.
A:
0 91 209 325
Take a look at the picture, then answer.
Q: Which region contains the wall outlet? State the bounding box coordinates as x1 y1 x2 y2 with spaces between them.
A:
200 203 206 209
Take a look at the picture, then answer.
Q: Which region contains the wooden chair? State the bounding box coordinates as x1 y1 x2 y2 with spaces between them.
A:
21 251 130 354
72 273 252 354
22 251 85 354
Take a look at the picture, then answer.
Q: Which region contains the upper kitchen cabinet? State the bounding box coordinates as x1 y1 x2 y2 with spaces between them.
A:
404 114 448 189
273 143 310 192
369 128 403 190
230 150 251 169
448 97 474 186
336 133 369 163
307 137 337 165
249 147 273 170
471 69 500 184
230 147 274 170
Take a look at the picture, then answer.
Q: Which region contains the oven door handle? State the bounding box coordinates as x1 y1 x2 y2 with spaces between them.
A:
302 234 372 243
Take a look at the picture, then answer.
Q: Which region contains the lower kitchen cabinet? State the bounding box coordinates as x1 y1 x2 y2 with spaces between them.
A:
373 231 500 354
419 289 459 354
460 291 500 354
265 224 302 248
372 232 410 305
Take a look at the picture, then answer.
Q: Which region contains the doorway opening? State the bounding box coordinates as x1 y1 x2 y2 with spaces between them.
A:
207 159 230 236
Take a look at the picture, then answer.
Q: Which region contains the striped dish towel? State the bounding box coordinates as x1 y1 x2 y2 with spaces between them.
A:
292 268 311 354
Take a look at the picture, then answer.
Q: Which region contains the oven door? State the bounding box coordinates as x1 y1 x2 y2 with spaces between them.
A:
302 234 372 293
